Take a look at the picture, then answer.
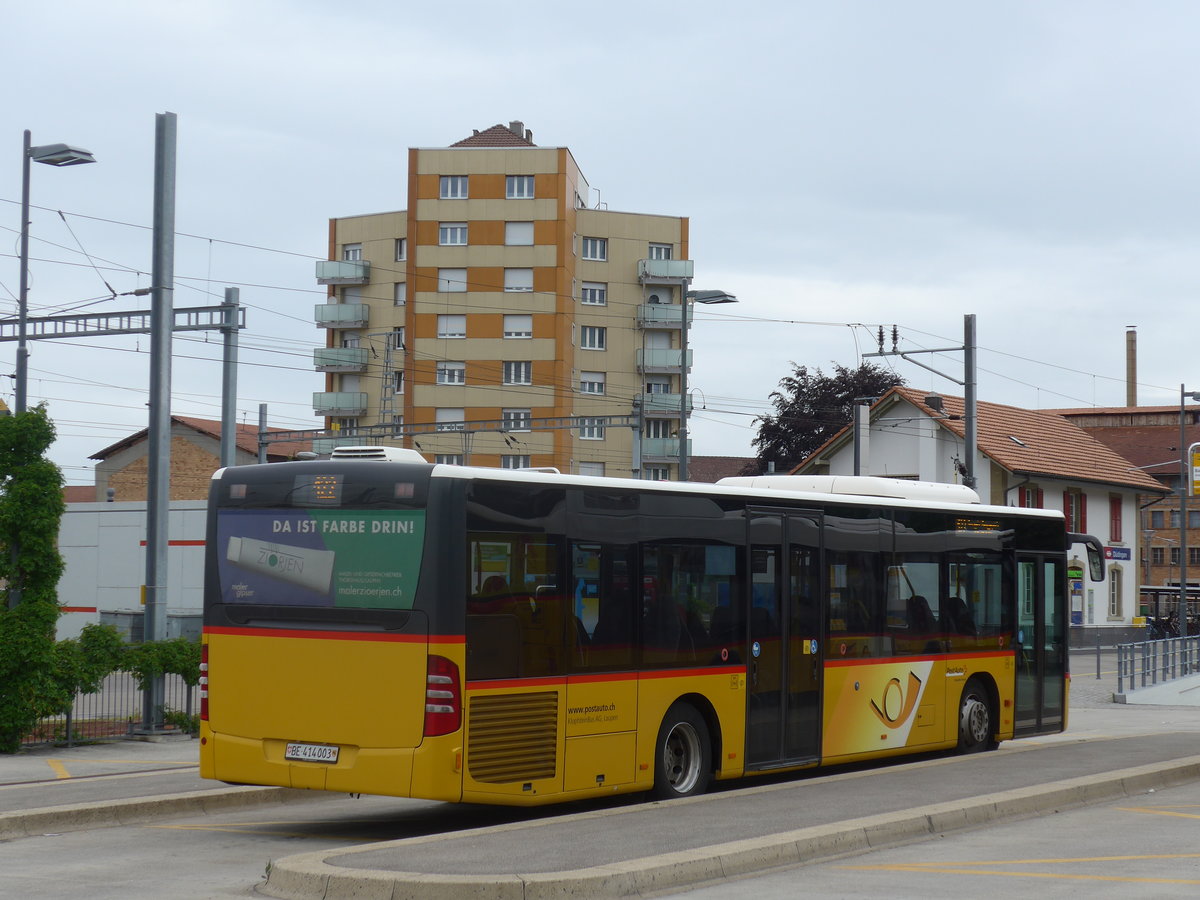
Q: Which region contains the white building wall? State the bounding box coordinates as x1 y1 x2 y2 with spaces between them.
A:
56 501 207 640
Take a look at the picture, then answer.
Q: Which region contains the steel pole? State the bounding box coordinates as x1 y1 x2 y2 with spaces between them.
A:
219 287 239 467
142 112 177 732
16 130 32 413
679 280 691 481
1181 384 1189 629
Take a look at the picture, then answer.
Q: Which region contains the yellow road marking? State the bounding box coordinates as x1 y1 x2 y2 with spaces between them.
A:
845 852 1200 884
1117 805 1200 819
46 759 71 780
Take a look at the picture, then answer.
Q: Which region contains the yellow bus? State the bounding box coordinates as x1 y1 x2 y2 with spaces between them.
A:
199 450 1102 805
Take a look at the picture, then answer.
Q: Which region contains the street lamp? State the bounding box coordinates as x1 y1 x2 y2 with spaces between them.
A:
1179 386 1200 626
16 130 96 412
679 288 737 481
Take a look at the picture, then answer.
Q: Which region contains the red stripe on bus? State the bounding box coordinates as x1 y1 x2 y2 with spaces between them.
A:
824 649 1013 667
203 625 442 643
467 676 566 690
139 540 206 547
59 607 97 614
639 666 745 680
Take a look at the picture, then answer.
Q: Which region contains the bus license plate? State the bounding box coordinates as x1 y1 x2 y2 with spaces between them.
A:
285 742 339 763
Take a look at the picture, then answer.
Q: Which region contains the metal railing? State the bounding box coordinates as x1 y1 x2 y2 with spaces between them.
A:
20 672 199 748
1116 634 1200 694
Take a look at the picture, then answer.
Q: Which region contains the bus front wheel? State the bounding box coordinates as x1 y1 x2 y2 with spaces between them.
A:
651 703 712 800
957 679 995 753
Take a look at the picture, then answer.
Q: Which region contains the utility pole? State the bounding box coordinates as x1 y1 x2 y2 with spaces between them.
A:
864 313 979 489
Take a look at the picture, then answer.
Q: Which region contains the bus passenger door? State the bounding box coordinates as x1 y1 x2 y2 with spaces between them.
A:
747 510 823 768
1014 555 1066 736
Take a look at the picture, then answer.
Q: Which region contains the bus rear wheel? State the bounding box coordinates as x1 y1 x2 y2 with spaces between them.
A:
957 678 995 753
651 703 712 800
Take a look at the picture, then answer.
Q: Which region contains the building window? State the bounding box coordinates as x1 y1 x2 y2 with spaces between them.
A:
1190 510 1200 529
439 222 468 246
645 419 672 439
436 361 466 384
580 282 607 305
1192 547 1200 566
391 370 405 394
1017 486 1043 508
342 243 362 261
435 408 465 431
502 408 531 432
579 417 607 440
394 282 406 305
437 315 466 339
503 314 532 338
645 465 669 481
504 268 533 292
389 328 405 350
1170 509 1181 529
334 417 358 436
394 238 407 261
390 414 404 435
645 376 670 394
580 326 606 350
1151 509 1166 529
503 361 532 385
506 175 535 199
1108 567 1122 618
1063 488 1086 532
579 371 605 394
577 462 605 478
1109 495 1123 543
505 221 534 245
435 454 463 466
440 175 468 199
581 237 607 261
501 455 531 469
1152 546 1166 566
341 285 362 304
648 242 673 260
438 268 467 292
341 333 360 349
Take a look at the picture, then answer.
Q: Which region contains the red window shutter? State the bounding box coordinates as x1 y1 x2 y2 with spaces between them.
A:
1036 488 1044 508
1080 492 1087 533
1018 486 1028 507
1063 490 1072 530
1110 496 1122 543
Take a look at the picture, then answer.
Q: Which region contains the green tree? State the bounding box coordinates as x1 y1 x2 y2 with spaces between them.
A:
0 406 67 752
749 362 905 475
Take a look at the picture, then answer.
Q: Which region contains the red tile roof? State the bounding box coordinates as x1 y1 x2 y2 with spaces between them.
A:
89 416 312 461
795 387 1166 493
687 456 757 484
450 124 536 148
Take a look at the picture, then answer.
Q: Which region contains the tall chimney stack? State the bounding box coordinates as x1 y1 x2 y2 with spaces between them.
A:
1126 325 1137 407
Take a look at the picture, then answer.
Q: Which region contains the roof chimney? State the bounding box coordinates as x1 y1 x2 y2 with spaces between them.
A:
925 394 945 413
1126 325 1137 407
509 120 525 138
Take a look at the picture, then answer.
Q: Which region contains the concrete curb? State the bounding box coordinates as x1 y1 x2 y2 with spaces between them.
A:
0 785 314 842
260 755 1200 900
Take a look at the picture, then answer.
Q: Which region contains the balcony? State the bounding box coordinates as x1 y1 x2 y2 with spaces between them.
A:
314 347 369 372
314 303 369 328
316 259 370 285
313 392 368 417
638 303 691 329
637 348 691 373
638 258 694 283
642 437 689 460
640 393 692 416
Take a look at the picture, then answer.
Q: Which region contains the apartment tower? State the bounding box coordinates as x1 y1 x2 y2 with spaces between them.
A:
314 121 702 479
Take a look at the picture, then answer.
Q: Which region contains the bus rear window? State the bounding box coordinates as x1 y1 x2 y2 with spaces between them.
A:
216 508 425 609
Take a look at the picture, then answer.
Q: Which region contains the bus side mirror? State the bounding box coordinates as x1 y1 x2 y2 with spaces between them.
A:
1068 533 1105 582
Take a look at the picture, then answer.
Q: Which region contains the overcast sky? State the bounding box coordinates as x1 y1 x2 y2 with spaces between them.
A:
5 1 1200 485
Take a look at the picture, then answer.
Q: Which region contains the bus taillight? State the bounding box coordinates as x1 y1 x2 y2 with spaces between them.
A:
423 655 461 737
199 642 209 721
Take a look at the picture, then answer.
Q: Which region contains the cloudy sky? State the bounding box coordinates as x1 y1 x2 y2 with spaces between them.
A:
5 1 1200 485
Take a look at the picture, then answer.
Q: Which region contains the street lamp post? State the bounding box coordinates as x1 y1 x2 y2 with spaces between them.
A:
16 130 96 412
679 288 737 481
1179 386 1200 626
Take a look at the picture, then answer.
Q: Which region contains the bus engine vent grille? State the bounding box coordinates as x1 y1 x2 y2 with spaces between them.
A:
467 692 558 784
